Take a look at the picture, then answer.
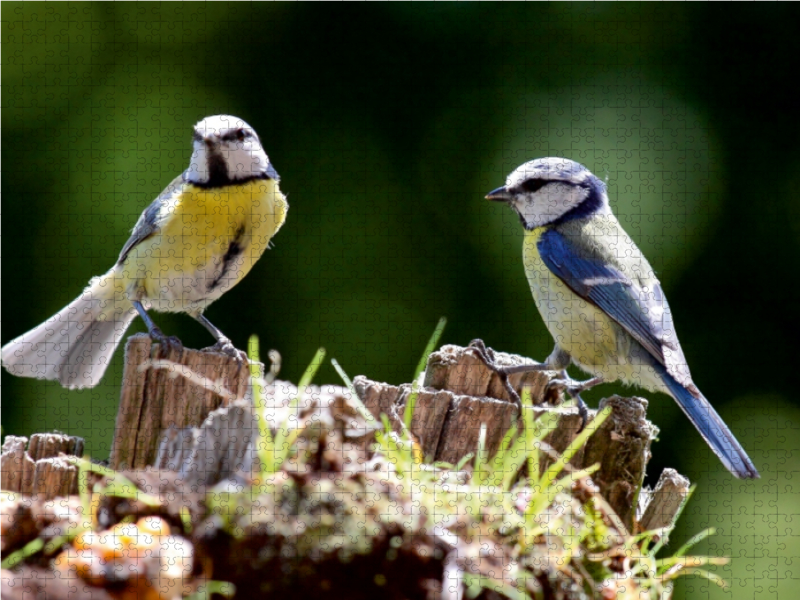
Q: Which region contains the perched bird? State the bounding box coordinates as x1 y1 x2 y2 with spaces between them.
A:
2 115 288 389
485 157 758 479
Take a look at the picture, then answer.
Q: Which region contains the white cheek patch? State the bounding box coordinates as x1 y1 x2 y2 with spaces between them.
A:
184 140 272 184
223 144 267 178
186 146 209 182
540 182 587 213
517 182 589 229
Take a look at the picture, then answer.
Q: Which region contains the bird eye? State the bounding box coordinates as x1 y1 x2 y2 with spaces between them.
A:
519 179 549 194
236 129 246 141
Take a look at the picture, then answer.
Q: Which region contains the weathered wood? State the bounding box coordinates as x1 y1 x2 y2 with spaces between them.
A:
435 392 521 464
156 367 581 488
153 381 354 487
0 434 84 499
358 344 667 524
3 339 676 544
110 334 256 470
155 402 258 487
639 468 691 532
1 339 691 600
582 396 658 528
355 343 583 467
353 376 585 468
354 378 453 459
0 437 33 493
424 343 558 404
31 457 78 498
149 345 666 525
28 433 84 461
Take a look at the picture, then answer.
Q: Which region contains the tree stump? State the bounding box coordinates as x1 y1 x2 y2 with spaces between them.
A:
109 334 254 470
153 381 354 488
0 340 693 600
639 468 691 532
103 339 667 525
0 434 85 499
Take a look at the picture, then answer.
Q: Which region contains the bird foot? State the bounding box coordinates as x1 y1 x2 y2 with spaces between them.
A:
202 339 249 363
149 327 183 355
546 371 602 432
548 372 603 398
468 339 521 406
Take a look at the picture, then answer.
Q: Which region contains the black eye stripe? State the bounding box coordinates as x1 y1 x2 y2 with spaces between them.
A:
519 179 549 194
217 129 252 142
193 128 256 143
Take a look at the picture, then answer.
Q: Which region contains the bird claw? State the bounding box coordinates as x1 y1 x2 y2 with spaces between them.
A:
202 339 249 363
549 379 587 399
467 339 521 406
546 372 601 432
547 371 602 397
149 327 183 355
467 341 596 429
468 338 493 363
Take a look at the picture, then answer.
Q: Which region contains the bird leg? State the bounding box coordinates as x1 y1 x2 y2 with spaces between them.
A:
468 339 523 406
548 373 603 399
469 340 597 430
133 300 183 355
193 313 248 362
517 345 596 428
546 371 602 431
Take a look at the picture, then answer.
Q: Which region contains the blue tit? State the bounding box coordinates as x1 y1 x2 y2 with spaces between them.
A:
1 115 287 389
486 157 758 479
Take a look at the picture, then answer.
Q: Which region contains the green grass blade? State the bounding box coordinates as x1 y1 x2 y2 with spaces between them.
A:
331 358 378 426
673 527 716 559
248 335 276 476
77 455 91 530
521 388 560 487
404 317 447 429
298 347 326 391
412 317 447 385
474 423 488 487
1 537 44 569
186 581 237 600
538 405 611 492
65 457 160 506
271 348 327 469
652 484 696 556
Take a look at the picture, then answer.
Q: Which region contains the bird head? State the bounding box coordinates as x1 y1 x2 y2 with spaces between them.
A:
486 157 609 229
185 114 279 187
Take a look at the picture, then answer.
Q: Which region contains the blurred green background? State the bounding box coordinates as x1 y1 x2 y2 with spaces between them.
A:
3 3 799 596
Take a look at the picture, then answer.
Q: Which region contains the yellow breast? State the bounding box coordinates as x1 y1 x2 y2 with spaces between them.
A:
173 178 288 269
522 227 620 370
128 177 287 313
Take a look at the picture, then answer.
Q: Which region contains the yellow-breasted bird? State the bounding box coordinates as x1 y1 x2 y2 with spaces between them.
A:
484 157 758 479
2 115 288 389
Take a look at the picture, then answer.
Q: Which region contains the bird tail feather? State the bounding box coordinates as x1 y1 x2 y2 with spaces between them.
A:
1 269 136 389
654 362 759 479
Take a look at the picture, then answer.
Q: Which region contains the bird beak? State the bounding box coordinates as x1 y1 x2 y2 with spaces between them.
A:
485 186 512 202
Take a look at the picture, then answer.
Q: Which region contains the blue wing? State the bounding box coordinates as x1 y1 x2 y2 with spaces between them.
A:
117 175 184 265
538 227 693 389
538 227 759 479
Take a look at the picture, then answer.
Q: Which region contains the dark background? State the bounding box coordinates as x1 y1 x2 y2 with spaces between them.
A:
3 4 799 597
